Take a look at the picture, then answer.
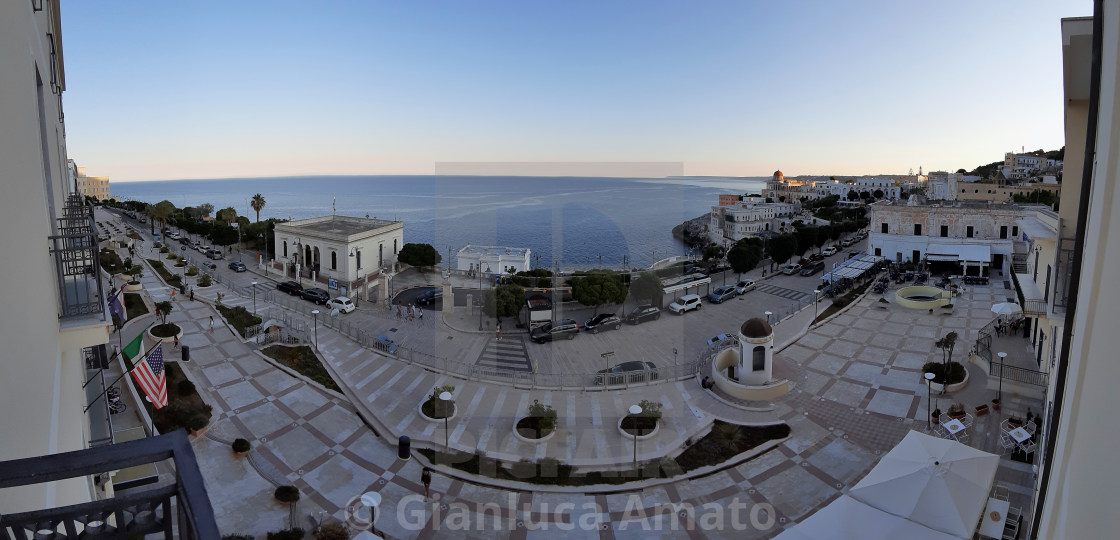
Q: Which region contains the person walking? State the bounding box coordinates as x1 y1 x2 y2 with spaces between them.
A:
209 316 214 333
171 288 176 301
173 335 180 350
421 468 432 500
189 287 194 301
396 304 402 320
417 306 423 322
495 321 502 341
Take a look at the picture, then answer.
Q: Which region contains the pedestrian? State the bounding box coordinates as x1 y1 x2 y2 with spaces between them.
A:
173 335 180 350
495 321 502 341
421 467 432 500
396 304 402 320
417 306 423 322
189 287 194 302
171 289 176 301
209 316 214 333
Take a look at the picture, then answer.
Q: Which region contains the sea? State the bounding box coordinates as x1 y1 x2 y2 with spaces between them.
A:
111 175 767 270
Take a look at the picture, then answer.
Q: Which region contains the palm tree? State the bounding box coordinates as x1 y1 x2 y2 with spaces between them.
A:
250 193 266 223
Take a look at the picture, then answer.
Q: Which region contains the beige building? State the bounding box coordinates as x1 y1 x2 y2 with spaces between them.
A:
70 159 111 201
708 198 802 247
271 215 403 300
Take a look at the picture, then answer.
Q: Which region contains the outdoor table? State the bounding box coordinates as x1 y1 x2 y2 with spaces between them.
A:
1010 427 1032 447
977 497 1010 539
943 418 966 437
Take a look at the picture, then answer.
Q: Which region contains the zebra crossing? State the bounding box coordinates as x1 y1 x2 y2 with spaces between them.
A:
476 337 533 372
754 282 815 303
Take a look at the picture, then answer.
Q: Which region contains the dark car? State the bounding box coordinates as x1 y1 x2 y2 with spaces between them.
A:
277 281 304 295
800 261 825 276
300 288 330 304
584 313 622 334
530 319 580 343
625 305 661 324
415 288 442 306
228 261 247 272
707 286 737 304
595 361 659 385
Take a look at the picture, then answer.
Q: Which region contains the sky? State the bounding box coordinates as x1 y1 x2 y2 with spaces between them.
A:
60 0 1091 182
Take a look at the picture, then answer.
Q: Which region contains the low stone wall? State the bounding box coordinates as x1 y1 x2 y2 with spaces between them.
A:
895 285 952 310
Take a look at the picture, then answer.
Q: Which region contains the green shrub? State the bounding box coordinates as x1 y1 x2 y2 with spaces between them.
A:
527 400 557 434
215 305 261 337
167 253 178 261
186 265 199 276
160 246 170 254
232 438 251 453
187 414 209 431
177 380 196 395
266 529 304 540
198 274 212 287
921 361 967 385
274 485 301 503
422 385 456 419
312 523 350 540
223 535 254 540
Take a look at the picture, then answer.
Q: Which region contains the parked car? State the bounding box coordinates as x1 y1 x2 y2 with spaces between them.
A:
326 296 356 314
595 361 659 385
277 281 303 295
228 261 247 272
584 313 622 334
374 335 397 354
706 333 731 346
800 261 825 276
625 305 661 324
840 238 854 247
300 288 330 304
202 260 217 270
707 286 737 304
197 244 211 253
821 246 838 256
808 253 824 263
530 319 580 343
782 263 802 275
415 288 442 306
207 249 224 260
734 280 756 294
668 294 703 314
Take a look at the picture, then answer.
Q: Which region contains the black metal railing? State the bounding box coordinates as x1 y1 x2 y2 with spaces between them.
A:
1052 235 1076 313
50 195 105 320
0 431 219 539
990 361 1048 387
1022 299 1047 316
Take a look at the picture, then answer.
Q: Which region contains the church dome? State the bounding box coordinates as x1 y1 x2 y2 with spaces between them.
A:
773 170 783 178
740 318 773 339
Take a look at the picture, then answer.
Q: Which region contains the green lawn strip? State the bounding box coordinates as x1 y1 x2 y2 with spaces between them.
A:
419 420 790 486
216 305 262 337
145 258 182 287
260 345 342 393
124 293 148 319
145 362 213 434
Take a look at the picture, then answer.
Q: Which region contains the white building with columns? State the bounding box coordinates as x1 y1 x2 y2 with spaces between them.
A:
456 245 531 274
271 215 403 299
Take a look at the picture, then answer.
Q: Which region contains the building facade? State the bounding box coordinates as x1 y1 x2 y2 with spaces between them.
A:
70 160 111 201
272 215 403 298
456 245 531 274
708 199 801 246
925 171 960 201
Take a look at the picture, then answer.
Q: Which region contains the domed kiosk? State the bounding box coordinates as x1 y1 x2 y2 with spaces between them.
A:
710 317 790 400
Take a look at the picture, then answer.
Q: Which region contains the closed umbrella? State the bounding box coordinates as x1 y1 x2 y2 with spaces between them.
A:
849 431 1000 538
991 302 1022 317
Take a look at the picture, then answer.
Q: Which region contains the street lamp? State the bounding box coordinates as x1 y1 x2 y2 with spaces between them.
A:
477 263 487 331
765 311 772 325
439 391 453 451
311 309 319 347
628 404 642 467
359 491 381 536
251 281 258 315
924 372 936 429
813 289 821 320
997 352 1007 404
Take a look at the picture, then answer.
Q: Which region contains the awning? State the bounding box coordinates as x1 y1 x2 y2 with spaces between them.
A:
821 254 885 281
774 495 960 540
926 244 991 263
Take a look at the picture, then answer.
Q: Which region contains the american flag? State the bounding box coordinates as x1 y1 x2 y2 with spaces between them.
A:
131 344 167 409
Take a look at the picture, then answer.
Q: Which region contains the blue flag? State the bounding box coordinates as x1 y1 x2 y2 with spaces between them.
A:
109 290 127 324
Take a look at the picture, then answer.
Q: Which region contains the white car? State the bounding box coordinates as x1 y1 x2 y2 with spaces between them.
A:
668 294 702 314
734 280 755 294
326 296 356 314
197 244 211 252
821 246 838 256
782 263 802 275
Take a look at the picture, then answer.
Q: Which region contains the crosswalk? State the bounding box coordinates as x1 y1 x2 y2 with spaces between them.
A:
476 337 533 372
755 283 815 303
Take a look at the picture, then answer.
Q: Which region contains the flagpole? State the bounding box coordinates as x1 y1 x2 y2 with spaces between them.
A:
83 326 158 412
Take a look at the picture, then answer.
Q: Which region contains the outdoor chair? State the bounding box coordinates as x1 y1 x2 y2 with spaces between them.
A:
1020 440 1038 454
999 433 1017 450
992 485 1010 501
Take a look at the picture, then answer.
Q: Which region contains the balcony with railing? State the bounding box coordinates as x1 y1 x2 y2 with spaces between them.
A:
51 194 106 322
1010 270 1048 317
0 431 219 539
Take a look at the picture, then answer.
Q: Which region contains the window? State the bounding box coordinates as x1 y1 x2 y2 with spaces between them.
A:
1012 226 1018 238
914 224 922 236
912 250 921 264
356 250 361 269
752 346 765 371
393 239 398 254
331 251 337 270
881 223 888 234
379 244 384 267
283 241 288 257
1000 226 1008 240
874 247 882 256
966 226 974 238
940 225 948 237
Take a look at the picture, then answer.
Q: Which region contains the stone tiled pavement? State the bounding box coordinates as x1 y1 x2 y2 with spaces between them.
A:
104 212 1041 538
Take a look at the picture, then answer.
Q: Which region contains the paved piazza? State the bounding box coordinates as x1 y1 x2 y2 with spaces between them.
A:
102 208 1042 538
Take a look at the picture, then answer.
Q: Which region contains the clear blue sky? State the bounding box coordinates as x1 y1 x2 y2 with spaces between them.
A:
60 0 1090 181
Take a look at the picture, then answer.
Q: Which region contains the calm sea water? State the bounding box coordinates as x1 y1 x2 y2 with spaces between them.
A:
112 176 766 269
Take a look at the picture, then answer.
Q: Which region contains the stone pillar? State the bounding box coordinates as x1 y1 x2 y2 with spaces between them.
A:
442 274 453 316
378 273 390 304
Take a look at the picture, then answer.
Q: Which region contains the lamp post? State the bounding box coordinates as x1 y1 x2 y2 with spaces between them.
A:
439 391 453 451
813 289 821 320
628 404 642 467
349 249 356 304
477 263 484 331
997 352 1007 404
311 309 319 347
359 491 381 536
765 311 772 325
924 372 936 429
251 281 257 315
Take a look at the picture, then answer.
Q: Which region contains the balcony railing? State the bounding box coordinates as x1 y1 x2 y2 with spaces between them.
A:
1052 235 1076 313
50 195 105 320
990 361 1048 387
0 431 219 539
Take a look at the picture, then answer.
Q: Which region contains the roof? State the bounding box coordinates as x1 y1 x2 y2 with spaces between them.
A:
740 318 772 338
278 215 400 238
1016 217 1058 240
457 245 530 257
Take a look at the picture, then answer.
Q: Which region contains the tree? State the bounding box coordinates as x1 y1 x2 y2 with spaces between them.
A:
701 244 725 261
571 272 627 315
846 189 859 201
396 243 442 269
768 233 799 266
794 227 817 256
154 300 173 325
215 207 237 225
196 203 214 219
629 271 662 305
152 200 175 232
483 284 525 324
727 243 762 278
955 168 967 174
935 331 959 372
873 189 884 199
859 190 871 200
250 193 266 222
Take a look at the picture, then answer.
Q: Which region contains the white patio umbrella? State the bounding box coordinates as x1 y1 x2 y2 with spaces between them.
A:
991 302 1022 317
849 430 1000 538
774 495 960 540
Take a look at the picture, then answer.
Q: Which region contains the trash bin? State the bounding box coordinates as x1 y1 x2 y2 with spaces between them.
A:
181 345 190 362
397 435 410 460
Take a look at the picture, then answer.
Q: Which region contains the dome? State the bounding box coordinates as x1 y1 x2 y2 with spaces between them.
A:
773 170 783 178
740 318 773 339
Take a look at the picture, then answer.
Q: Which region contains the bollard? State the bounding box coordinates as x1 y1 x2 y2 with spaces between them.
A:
397 435 410 460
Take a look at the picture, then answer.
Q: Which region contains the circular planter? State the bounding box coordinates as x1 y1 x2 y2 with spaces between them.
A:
513 417 556 444
617 416 660 441
124 281 143 292
417 400 457 423
119 274 133 282
920 365 970 393
147 324 183 344
895 286 951 310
